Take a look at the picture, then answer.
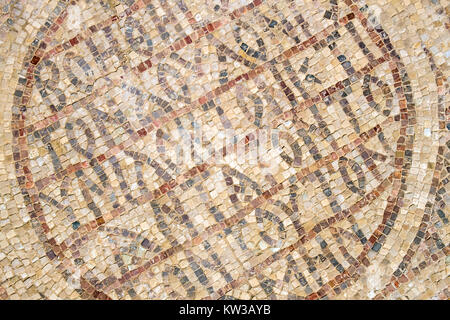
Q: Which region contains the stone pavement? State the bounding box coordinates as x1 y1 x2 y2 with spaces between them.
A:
0 0 448 299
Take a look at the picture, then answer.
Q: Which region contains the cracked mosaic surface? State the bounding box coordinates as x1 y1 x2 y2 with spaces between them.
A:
0 0 448 300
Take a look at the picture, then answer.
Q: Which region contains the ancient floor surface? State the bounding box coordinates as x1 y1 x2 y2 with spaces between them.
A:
0 0 448 300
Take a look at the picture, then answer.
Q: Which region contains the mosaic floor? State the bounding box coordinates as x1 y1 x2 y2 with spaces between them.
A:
0 0 448 300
